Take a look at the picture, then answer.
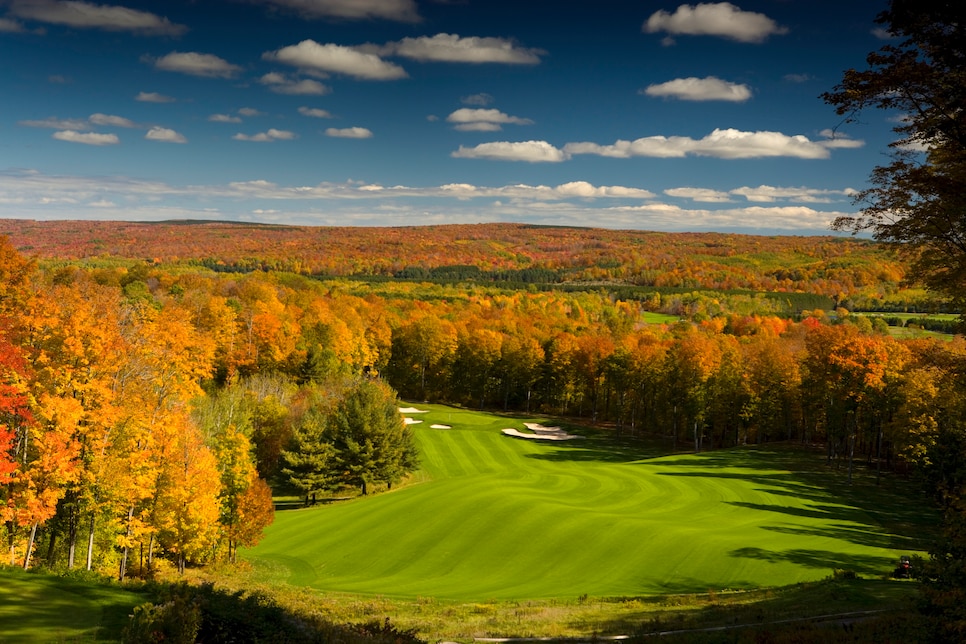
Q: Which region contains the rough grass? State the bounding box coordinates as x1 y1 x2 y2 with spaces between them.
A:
243 405 937 603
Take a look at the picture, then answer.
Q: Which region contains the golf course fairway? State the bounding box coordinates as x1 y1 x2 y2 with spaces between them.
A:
243 405 935 601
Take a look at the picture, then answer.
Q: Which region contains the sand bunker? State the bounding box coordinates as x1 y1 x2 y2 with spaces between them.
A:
404 418 423 425
430 424 451 429
502 422 582 441
399 407 428 414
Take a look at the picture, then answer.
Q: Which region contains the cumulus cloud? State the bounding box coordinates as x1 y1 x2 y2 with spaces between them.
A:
3 169 859 232
325 127 373 138
462 93 494 106
233 129 296 142
238 107 263 117
153 52 242 78
209 113 242 123
298 107 334 118
446 108 533 131
783 73 811 83
254 0 420 22
89 113 137 128
19 116 92 130
145 126 187 143
0 17 25 32
52 130 119 145
564 128 841 160
730 185 855 203
643 76 751 102
264 40 406 80
6 0 187 35
817 129 865 150
260 72 330 95
135 91 175 103
452 140 569 163
644 2 787 43
20 113 138 130
370 34 543 64
664 187 734 202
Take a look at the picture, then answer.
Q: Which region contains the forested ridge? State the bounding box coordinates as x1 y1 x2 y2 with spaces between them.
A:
0 220 926 310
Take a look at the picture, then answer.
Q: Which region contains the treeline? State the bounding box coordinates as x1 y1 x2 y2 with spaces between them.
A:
0 239 419 578
0 220 934 309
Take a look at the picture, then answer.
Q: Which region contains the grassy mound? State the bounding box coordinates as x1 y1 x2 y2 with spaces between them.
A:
244 405 936 601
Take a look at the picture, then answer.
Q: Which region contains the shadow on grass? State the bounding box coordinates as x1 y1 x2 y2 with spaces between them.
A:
574 578 918 640
728 547 894 576
522 435 670 464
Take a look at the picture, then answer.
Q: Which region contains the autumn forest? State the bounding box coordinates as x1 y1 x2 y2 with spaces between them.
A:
0 220 963 603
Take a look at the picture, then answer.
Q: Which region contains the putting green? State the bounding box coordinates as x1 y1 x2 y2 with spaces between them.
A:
245 405 935 600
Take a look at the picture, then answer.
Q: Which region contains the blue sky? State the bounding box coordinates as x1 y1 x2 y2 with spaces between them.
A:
0 0 903 233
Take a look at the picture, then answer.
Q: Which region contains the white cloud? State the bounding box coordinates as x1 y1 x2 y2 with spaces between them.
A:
564 128 839 160
259 72 330 95
373 34 543 64
0 17 25 32
21 113 138 130
325 127 373 138
644 2 787 43
89 113 137 128
19 116 92 130
729 185 852 203
817 129 865 150
643 76 751 102
135 91 175 103
298 107 334 118
0 169 856 233
6 0 186 35
446 108 533 131
664 187 734 202
872 27 895 40
462 93 494 106
209 113 243 123
233 129 296 142
452 140 569 163
783 73 811 84
454 122 503 132
237 107 263 117
153 52 242 78
264 40 407 80
145 126 187 143
255 0 420 22
52 130 119 145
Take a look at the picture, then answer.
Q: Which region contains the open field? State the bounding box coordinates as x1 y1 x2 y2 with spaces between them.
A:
244 405 937 604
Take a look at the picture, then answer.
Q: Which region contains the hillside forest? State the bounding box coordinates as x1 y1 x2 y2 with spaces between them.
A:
0 222 964 580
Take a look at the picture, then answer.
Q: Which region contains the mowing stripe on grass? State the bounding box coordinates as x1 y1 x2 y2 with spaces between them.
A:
244 404 937 601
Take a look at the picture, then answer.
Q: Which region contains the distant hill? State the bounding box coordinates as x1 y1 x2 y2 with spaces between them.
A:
0 219 907 303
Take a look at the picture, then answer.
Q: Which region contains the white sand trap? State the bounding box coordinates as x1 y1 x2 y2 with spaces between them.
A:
399 407 428 413
404 418 423 425
430 424 451 429
524 422 563 434
502 427 582 441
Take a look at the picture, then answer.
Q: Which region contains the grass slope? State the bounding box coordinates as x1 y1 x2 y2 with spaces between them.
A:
0 568 146 642
245 405 936 601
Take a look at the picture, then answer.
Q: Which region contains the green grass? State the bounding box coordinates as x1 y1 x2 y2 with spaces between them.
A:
243 405 937 603
641 311 680 324
0 567 147 642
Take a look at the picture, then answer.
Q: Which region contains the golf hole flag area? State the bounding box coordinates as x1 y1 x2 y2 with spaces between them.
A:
244 404 934 601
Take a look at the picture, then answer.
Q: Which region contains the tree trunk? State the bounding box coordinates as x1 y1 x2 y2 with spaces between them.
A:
118 506 134 581
67 507 78 569
22 522 38 570
85 513 95 571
